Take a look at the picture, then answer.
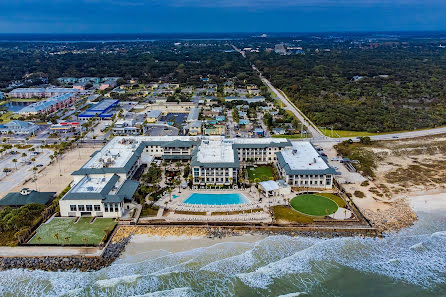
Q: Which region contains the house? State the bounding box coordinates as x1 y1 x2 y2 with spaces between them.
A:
57 77 78 84
185 120 202 136
204 124 226 135
258 180 291 197
206 88 217 96
146 110 162 123
215 115 226 122
272 128 286 135
254 128 265 137
73 82 88 90
99 80 117 90
0 120 39 135
239 119 250 125
248 89 261 96
0 188 56 207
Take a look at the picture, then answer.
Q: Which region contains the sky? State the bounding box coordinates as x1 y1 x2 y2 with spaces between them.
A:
0 0 445 33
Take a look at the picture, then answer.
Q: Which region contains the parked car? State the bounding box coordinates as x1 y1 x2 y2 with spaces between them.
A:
36 164 44 167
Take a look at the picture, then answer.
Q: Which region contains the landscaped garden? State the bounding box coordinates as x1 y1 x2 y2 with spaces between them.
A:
28 217 116 245
247 166 275 182
290 194 338 217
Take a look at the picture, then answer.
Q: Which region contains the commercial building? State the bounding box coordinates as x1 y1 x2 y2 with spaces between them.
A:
79 99 120 119
8 87 79 99
276 142 336 189
112 119 140 135
146 110 162 123
148 102 196 114
0 188 56 207
59 136 335 218
0 120 39 135
18 93 77 115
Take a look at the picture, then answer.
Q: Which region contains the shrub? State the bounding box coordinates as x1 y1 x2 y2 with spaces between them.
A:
354 190 365 198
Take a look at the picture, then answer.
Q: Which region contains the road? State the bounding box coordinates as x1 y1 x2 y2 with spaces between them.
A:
252 64 446 143
255 66 325 139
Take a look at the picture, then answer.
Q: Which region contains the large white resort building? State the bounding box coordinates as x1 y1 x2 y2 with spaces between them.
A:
59 136 336 218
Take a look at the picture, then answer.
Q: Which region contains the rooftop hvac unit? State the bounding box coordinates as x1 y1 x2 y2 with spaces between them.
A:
87 186 94 192
292 149 297 155
313 158 316 163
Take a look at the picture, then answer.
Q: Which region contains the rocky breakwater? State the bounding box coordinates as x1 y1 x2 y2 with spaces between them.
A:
112 225 242 242
0 238 130 272
362 198 418 233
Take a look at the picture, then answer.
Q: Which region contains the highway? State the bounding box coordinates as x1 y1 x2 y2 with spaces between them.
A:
252 64 446 143
253 65 325 140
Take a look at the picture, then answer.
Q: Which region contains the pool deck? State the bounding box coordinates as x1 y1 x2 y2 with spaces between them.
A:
154 187 293 224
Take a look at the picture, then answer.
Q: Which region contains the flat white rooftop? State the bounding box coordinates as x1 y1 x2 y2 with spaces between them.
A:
281 142 329 171
72 175 113 193
196 139 234 164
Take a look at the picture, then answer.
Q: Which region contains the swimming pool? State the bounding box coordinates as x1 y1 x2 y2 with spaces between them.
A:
183 193 249 205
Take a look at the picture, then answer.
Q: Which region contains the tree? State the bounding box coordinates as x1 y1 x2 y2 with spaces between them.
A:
12 159 17 169
53 233 59 242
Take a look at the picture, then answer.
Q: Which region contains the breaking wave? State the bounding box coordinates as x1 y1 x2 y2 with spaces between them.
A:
0 212 445 297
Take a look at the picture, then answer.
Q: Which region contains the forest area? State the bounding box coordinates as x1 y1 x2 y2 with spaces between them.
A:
251 43 446 132
0 41 261 89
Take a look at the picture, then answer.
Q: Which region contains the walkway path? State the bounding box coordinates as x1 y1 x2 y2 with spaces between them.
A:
0 246 103 257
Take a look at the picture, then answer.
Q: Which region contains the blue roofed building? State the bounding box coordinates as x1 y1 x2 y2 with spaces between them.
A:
79 99 120 119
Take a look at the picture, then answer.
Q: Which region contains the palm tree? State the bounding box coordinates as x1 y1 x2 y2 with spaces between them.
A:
82 237 88 245
53 233 59 242
21 152 27 162
64 236 70 244
12 158 17 169
36 236 42 244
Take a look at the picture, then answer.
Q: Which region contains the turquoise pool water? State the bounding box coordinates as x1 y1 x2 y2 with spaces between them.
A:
172 194 180 199
183 193 249 205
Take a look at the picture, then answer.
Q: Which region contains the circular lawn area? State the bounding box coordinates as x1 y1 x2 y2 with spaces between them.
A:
290 194 338 217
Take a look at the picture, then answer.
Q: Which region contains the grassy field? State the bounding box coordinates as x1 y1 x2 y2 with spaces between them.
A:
290 194 338 216
28 217 116 245
316 193 346 207
272 206 314 223
247 166 274 182
320 129 381 138
0 111 20 124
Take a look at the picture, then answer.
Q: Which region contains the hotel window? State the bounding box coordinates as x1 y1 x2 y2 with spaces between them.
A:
114 204 119 212
86 205 92 211
78 205 85 211
94 205 101 211
70 205 77 211
104 204 108 212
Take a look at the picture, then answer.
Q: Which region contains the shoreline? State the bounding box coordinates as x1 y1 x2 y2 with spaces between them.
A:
0 190 444 272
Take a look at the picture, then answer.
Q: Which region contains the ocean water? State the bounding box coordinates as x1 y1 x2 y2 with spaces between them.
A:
0 211 445 297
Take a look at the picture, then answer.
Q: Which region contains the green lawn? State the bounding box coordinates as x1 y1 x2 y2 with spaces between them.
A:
319 128 446 138
272 206 314 224
316 193 346 207
247 166 274 182
28 217 116 245
290 194 338 217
